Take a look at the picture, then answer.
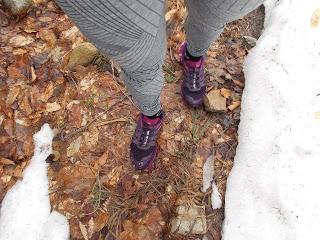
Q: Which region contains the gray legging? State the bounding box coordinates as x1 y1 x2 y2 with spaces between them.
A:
55 0 264 116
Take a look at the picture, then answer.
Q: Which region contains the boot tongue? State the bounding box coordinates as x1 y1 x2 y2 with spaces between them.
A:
186 59 201 68
143 115 160 125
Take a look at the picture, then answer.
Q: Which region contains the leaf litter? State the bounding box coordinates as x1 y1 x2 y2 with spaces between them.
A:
0 0 265 239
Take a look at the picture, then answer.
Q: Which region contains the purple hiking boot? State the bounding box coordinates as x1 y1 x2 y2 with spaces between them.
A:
179 41 206 108
130 111 164 170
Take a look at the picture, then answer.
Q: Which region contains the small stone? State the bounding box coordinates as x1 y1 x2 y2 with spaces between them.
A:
204 90 226 112
243 36 257 47
3 0 33 15
67 42 99 71
171 204 207 235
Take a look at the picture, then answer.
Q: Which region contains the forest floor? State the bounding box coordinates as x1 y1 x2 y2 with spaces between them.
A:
0 0 265 239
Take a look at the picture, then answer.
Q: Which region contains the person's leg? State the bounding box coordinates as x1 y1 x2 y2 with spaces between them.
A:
180 0 264 107
55 0 166 116
184 0 264 57
55 0 167 169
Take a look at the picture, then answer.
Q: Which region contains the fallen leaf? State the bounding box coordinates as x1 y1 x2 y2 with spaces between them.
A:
23 17 37 33
39 28 57 48
0 157 15 165
93 150 109 169
93 212 109 232
31 65 37 82
9 35 33 47
232 79 245 87
67 136 82 157
22 134 34 157
207 51 217 58
46 102 61 112
20 92 34 115
311 8 320 28
220 88 231 98
82 128 99 150
165 9 177 22
6 86 21 106
38 16 53 22
118 220 152 240
41 81 54 101
12 167 23 179
79 221 89 240
314 112 320 120
68 103 81 128
228 100 241 110
12 49 29 55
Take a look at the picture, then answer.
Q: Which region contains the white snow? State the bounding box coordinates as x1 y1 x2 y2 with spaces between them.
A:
211 182 222 210
222 0 320 239
0 124 70 240
202 154 222 209
202 155 214 192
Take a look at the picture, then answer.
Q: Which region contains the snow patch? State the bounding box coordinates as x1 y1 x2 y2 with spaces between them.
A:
222 0 320 239
202 154 222 210
0 124 70 240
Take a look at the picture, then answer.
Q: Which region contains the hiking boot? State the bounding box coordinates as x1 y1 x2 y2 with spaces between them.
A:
179 41 206 108
130 110 164 170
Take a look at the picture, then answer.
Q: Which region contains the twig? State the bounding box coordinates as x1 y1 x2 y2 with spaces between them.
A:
213 146 231 181
78 156 97 176
111 60 137 108
0 9 14 19
64 96 126 139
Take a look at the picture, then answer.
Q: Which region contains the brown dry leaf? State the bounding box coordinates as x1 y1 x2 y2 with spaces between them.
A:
30 65 37 82
60 26 79 42
46 102 61 112
9 35 33 47
93 212 109 232
12 49 29 55
68 103 81 128
118 220 153 240
228 100 241 110
14 110 42 127
41 81 54 101
140 207 165 234
311 8 320 28
165 9 177 22
39 28 57 48
166 138 179 155
22 134 34 157
220 88 231 99
82 128 99 150
20 93 34 115
93 150 109 169
38 17 53 22
67 136 82 157
7 62 25 79
135 204 148 219
0 157 15 165
12 167 23 179
6 86 21 106
79 221 89 240
18 85 43 115
207 51 218 58
23 17 37 33
3 119 14 138
104 165 123 189
232 79 245 87
120 176 142 199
